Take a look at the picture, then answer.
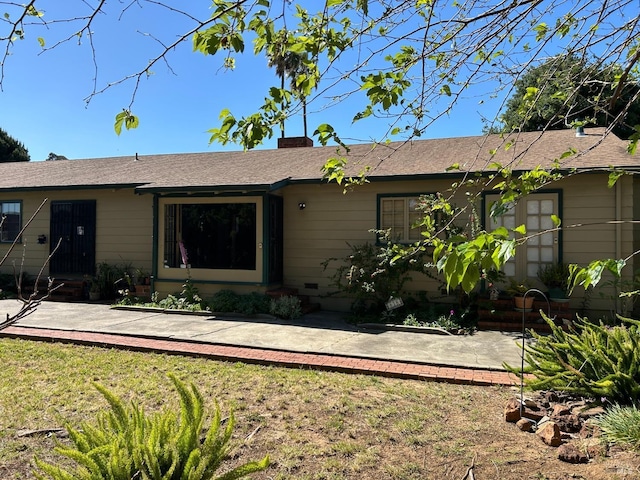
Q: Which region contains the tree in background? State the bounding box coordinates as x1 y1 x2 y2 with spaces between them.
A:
0 128 29 162
492 55 640 139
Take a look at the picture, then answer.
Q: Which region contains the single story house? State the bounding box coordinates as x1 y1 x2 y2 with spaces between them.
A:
0 127 638 316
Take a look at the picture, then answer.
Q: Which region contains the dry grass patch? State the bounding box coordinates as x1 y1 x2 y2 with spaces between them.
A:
1 338 639 479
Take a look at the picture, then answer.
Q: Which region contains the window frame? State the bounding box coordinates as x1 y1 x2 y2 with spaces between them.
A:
481 189 563 280
377 193 435 244
163 202 257 271
0 200 22 244
156 196 263 283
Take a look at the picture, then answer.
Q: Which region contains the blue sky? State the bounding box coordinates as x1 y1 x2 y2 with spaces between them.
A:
0 2 503 162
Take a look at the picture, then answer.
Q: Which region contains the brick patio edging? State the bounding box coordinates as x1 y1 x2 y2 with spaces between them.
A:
1 326 523 387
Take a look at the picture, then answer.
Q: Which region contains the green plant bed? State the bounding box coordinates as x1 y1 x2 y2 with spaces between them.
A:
505 315 640 404
34 374 269 479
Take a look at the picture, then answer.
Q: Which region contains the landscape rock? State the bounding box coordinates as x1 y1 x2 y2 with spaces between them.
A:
541 391 559 404
504 397 522 422
551 404 571 417
573 405 605 419
553 414 582 433
537 421 563 447
557 444 588 464
516 417 536 432
521 407 546 422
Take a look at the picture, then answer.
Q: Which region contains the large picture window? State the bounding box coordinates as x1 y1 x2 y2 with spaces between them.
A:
164 202 257 270
0 201 21 243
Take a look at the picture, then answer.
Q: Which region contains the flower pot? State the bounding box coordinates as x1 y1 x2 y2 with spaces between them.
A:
548 287 567 300
513 295 534 311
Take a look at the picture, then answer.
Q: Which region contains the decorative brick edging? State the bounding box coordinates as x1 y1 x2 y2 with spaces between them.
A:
1 326 520 386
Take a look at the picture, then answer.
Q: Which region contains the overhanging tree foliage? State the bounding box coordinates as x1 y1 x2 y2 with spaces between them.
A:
1 1 639 294
0 127 30 162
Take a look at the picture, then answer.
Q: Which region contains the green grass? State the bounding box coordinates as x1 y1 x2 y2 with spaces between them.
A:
1 338 638 479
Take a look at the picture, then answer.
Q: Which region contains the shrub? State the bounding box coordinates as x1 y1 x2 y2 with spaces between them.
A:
209 289 240 312
269 295 302 320
156 293 205 312
596 403 640 451
236 292 271 315
322 232 427 314
95 262 130 300
505 315 640 404
34 374 269 480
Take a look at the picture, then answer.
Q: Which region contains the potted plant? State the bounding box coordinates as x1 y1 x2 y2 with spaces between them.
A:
537 262 571 301
135 267 150 286
507 278 534 311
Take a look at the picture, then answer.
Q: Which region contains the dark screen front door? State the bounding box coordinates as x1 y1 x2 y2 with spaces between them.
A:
267 195 283 283
49 200 96 276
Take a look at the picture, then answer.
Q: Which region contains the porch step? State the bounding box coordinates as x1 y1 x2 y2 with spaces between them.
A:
477 298 572 332
23 279 85 302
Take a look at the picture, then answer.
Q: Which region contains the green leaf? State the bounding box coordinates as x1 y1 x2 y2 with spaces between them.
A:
534 22 548 41
551 215 561 227
513 224 526 235
559 148 577 159
37 37 45 47
608 169 624 188
114 110 139 136
568 259 626 294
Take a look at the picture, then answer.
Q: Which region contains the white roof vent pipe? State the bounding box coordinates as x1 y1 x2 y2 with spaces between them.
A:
575 125 586 137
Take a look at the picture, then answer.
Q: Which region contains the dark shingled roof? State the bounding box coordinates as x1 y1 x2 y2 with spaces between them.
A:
0 128 635 193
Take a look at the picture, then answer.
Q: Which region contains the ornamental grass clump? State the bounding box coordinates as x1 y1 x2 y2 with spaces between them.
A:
505 315 640 404
34 374 269 480
596 403 640 451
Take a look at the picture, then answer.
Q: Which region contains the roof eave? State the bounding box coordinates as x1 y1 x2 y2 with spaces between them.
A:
0 183 144 193
137 183 277 195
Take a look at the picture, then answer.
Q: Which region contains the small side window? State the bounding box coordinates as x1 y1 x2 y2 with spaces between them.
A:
0 202 21 243
378 195 425 243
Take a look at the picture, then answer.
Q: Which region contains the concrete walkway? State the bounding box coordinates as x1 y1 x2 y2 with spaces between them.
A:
0 300 528 386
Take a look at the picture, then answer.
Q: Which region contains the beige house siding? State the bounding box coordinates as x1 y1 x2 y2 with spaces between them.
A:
552 174 634 316
282 179 470 311
283 174 635 315
0 189 153 278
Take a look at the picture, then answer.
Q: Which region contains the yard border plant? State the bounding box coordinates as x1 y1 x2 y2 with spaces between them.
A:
321 230 428 316
34 373 269 480
505 314 640 405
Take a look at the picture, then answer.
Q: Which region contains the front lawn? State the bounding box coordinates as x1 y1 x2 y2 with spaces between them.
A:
1 339 638 479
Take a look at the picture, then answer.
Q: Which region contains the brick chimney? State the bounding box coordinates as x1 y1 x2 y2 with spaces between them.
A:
277 136 314 148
